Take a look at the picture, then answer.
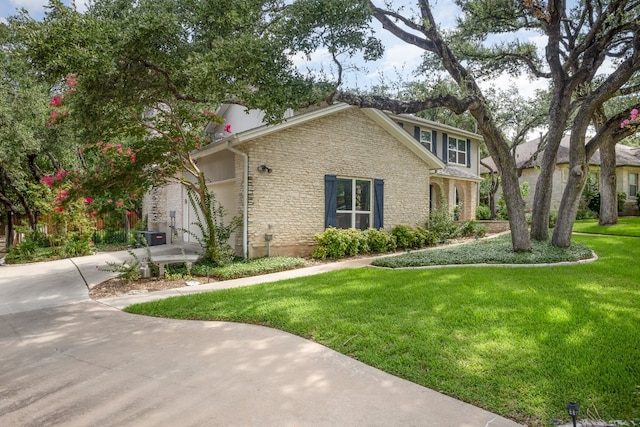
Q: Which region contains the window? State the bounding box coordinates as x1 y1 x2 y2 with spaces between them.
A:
448 137 467 165
325 175 384 230
630 173 638 197
336 178 371 230
420 130 432 151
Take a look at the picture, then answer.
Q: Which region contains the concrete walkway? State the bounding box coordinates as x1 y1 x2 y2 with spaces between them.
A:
0 244 522 426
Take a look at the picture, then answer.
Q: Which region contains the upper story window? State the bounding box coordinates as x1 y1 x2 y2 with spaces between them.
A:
448 137 467 165
420 130 432 151
630 173 638 197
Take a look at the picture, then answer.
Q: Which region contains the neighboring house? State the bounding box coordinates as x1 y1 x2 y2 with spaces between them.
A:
143 103 483 258
481 134 640 215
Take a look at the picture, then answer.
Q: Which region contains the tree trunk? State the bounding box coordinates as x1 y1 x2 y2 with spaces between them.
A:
470 109 531 252
501 168 531 251
598 142 618 225
489 185 497 219
530 92 572 241
553 164 589 246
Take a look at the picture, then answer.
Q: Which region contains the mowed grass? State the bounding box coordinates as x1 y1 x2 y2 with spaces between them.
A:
126 233 640 426
573 217 640 236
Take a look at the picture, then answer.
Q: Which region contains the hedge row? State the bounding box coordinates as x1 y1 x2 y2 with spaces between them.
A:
312 222 487 260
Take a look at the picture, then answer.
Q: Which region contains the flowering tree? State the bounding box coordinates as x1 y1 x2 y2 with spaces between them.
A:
12 0 365 262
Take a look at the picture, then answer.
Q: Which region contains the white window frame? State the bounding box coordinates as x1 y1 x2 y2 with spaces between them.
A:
336 177 373 230
420 129 432 151
630 173 638 197
448 136 467 165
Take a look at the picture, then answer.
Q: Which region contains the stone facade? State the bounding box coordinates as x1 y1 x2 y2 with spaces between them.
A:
225 108 433 257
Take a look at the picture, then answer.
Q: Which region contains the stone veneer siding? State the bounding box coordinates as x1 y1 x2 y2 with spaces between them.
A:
230 108 433 258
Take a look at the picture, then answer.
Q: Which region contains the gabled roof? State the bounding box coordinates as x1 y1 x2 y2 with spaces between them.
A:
193 103 446 170
480 134 640 172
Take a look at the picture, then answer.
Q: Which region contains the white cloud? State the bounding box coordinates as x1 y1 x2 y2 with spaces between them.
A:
8 0 49 14
290 48 331 69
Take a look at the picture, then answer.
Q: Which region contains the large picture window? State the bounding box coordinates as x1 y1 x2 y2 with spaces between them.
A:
325 175 384 230
448 137 467 165
630 173 638 197
336 178 371 230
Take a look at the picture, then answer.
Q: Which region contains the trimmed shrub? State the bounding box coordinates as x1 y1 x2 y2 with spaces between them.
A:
364 228 396 253
391 224 416 250
312 228 350 259
618 191 627 213
457 221 487 238
414 226 437 248
476 204 491 220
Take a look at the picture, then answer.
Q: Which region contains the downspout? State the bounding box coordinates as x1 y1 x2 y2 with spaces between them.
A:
225 142 248 259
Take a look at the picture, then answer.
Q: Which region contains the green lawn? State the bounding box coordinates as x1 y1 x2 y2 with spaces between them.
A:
573 216 640 236
126 233 640 426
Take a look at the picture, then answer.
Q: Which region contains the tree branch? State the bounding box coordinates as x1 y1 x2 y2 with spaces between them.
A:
334 91 481 115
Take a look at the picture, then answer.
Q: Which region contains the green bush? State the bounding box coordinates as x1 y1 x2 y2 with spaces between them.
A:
414 226 437 248
167 256 305 280
312 228 351 259
391 224 416 249
618 191 627 213
457 221 487 238
476 204 491 220
428 205 458 242
363 228 395 253
549 210 558 228
5 239 39 263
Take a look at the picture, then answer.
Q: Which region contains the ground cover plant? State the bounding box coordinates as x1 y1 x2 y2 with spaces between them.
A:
126 234 640 426
372 234 593 268
165 256 305 280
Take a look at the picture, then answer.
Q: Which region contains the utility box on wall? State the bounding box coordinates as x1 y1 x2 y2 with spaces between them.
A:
137 231 167 246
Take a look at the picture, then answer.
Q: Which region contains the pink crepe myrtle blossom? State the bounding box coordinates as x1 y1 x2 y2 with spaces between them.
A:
115 200 123 207
41 176 54 186
224 123 232 133
65 74 78 89
621 108 640 128
49 95 63 107
85 197 94 205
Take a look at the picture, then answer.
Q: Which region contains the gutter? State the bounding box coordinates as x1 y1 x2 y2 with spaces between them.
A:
224 142 248 259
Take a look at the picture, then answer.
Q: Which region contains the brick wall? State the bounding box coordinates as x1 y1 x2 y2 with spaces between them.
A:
232 108 433 258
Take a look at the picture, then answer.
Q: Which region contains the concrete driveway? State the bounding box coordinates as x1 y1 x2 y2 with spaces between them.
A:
0 247 522 427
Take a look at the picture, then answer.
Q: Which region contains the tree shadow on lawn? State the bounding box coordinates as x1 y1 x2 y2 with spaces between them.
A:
128 234 640 425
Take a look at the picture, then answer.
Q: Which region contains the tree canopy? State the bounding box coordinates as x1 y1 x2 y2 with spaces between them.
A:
326 0 640 249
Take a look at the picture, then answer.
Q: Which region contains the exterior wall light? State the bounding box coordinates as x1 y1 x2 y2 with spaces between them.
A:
257 164 272 173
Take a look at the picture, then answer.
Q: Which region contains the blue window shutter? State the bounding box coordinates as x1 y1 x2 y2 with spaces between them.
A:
432 130 438 156
413 126 420 141
466 139 471 168
374 179 384 229
324 175 337 228
442 133 448 163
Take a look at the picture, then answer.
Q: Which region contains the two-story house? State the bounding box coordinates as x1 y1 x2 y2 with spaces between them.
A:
144 103 483 258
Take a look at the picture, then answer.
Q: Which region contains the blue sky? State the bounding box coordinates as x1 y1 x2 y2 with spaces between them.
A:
1 0 548 99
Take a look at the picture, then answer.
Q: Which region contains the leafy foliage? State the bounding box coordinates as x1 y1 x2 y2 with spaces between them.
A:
427 203 458 242
476 204 491 220
183 187 241 266
372 234 592 268
167 256 305 280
